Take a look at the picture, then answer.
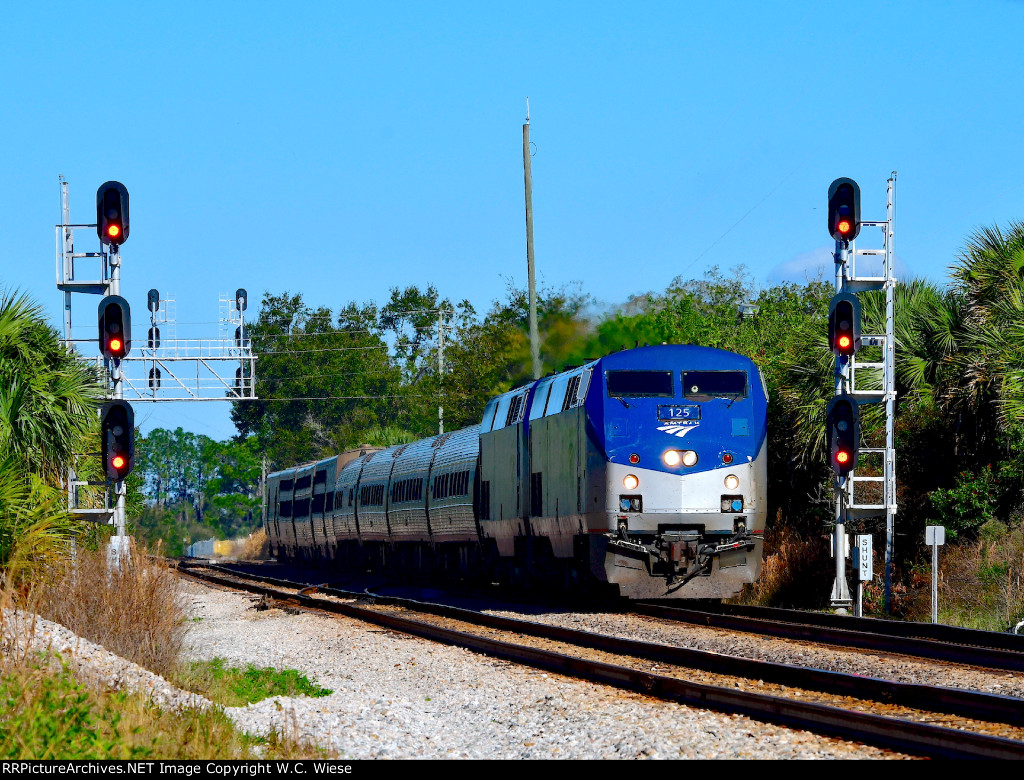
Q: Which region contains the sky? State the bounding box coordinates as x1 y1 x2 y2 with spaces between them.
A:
3 1 1024 440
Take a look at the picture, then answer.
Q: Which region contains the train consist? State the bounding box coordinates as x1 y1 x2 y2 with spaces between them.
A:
264 344 768 599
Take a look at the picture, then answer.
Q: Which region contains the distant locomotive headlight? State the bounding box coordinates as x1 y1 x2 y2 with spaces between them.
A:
663 450 681 467
724 474 740 490
623 474 639 490
681 450 698 467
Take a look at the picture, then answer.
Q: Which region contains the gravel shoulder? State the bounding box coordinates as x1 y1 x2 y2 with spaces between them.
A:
181 580 908 759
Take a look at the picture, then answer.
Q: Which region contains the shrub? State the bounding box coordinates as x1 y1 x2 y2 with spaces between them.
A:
736 519 833 609
238 529 269 561
927 467 997 541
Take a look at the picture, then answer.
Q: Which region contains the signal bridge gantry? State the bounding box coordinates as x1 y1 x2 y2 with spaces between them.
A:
56 178 257 403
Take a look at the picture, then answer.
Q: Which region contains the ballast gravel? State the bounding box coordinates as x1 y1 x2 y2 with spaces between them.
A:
480 609 1024 700
180 581 907 759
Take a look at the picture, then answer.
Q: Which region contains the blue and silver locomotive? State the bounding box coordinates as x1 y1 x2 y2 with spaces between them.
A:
264 344 767 599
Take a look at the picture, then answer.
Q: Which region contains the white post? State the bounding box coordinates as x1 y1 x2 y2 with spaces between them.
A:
925 525 945 624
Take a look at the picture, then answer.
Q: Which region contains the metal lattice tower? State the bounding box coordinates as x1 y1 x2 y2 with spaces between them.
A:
831 173 898 612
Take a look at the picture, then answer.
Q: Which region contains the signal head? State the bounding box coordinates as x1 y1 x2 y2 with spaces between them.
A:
100 400 135 481
827 177 861 242
98 295 132 360
828 292 862 358
96 181 130 247
825 394 860 477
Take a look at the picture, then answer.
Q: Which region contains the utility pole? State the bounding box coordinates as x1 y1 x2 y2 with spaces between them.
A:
260 455 267 536
522 99 541 380
438 308 445 434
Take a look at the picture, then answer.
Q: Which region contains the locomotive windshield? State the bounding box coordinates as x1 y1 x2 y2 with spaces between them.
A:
606 370 673 397
682 370 747 401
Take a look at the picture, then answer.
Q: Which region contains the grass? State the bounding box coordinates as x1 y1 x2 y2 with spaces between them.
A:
0 659 321 760
175 658 332 707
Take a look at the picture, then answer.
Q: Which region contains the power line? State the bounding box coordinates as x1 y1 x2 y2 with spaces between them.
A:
257 345 391 356
235 394 437 402
677 168 796 278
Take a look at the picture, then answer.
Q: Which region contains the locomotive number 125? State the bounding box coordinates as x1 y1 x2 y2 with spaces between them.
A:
658 404 701 422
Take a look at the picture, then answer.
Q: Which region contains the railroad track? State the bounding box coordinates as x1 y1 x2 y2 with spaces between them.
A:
633 601 1024 672
176 560 1024 759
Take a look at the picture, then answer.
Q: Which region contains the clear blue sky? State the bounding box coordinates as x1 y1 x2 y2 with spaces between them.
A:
3 1 1023 440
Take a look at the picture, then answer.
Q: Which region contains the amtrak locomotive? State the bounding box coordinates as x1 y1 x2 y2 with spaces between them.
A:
264 344 768 599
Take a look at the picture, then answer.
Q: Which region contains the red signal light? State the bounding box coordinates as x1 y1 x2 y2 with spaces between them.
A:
837 219 852 235
838 335 852 350
109 338 123 353
836 450 850 465
112 455 126 470
107 224 121 238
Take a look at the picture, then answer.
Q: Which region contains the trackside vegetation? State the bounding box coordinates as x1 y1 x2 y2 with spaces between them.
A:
0 288 331 759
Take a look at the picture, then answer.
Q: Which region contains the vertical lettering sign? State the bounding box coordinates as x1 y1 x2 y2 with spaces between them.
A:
856 534 873 581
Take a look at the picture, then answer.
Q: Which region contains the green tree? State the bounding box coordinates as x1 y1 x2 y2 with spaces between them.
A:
231 292 402 468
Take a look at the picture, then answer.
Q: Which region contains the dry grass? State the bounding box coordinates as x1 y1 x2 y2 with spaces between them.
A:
32 541 187 679
237 529 269 561
736 519 833 608
928 520 1024 631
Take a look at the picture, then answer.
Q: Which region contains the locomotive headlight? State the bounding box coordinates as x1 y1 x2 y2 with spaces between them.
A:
724 474 740 490
623 474 639 490
681 450 698 467
663 450 681 467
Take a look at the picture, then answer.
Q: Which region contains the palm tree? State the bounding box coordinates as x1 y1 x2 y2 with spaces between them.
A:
944 222 1024 436
0 289 104 578
0 290 103 479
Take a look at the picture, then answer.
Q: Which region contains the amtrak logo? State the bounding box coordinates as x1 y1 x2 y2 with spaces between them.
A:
657 423 698 438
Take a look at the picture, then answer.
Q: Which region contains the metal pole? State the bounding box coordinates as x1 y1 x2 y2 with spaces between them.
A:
60 178 77 520
523 100 541 380
831 239 852 612
108 246 127 561
931 541 938 624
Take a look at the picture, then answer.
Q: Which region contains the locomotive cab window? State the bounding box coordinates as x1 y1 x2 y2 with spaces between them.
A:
606 370 674 398
682 371 748 401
